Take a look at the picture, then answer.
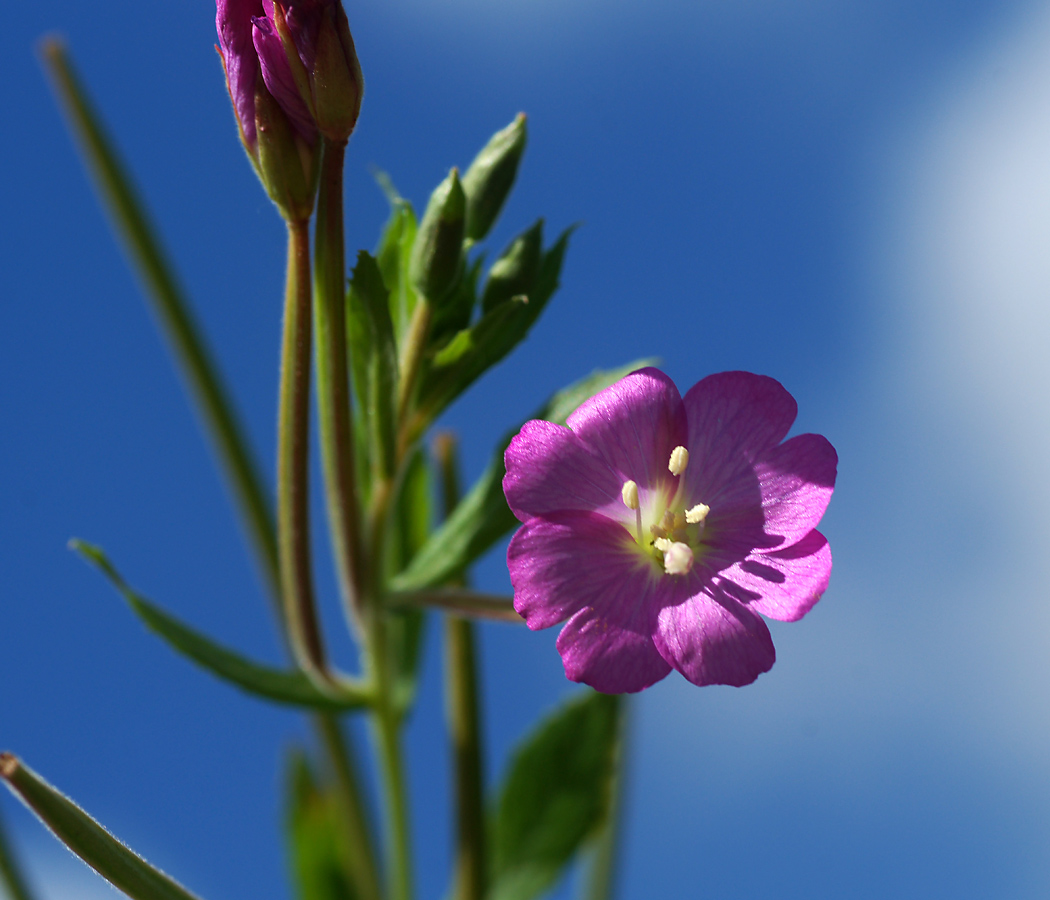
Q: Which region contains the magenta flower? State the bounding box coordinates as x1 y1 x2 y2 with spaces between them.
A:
503 368 837 693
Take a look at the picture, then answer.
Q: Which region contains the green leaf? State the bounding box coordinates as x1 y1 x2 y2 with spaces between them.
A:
71 541 368 712
416 226 577 423
390 359 654 592
348 251 398 480
489 693 622 900
373 182 418 344
430 254 483 349
479 219 543 315
40 41 280 604
285 752 358 900
0 802 37 900
0 755 204 900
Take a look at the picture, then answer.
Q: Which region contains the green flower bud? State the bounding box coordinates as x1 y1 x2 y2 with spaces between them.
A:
254 82 318 222
461 113 527 242
480 218 543 314
410 168 466 302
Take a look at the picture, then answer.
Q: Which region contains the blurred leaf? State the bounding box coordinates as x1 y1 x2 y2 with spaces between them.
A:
348 251 398 480
373 177 418 344
479 219 543 315
0 802 36 900
40 41 280 603
430 254 483 348
390 359 653 592
489 693 622 900
285 752 358 900
71 541 368 711
0 755 203 900
416 226 576 424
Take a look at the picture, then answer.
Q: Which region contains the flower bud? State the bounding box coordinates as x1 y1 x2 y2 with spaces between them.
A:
410 168 467 303
461 113 527 242
254 83 318 222
480 218 543 314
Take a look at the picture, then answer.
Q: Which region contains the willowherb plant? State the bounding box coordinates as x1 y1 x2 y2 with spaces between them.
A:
1 5 836 900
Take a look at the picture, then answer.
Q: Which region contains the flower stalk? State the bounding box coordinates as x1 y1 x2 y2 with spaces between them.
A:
278 218 328 679
314 138 366 627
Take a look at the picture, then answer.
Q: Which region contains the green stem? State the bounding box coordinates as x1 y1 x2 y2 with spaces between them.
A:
278 219 327 678
435 432 486 900
314 138 366 632
0 802 36 900
582 697 628 900
368 611 414 900
40 40 280 602
314 715 384 900
395 299 433 432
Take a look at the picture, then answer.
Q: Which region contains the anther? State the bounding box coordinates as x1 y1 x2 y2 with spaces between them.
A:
662 541 694 575
621 480 640 510
668 446 690 476
685 503 710 525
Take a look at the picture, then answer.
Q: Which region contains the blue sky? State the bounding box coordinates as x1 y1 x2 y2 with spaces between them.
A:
5 1 1050 898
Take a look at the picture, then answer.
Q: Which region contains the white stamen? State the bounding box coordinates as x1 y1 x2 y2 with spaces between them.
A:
685 503 710 525
662 541 694 575
653 537 673 553
668 446 690 476
621 480 639 510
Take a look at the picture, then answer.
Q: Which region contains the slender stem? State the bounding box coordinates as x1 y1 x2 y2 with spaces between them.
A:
278 219 327 677
313 715 384 900
0 803 36 900
583 697 629 900
314 138 366 632
41 41 281 602
434 433 487 900
368 610 414 900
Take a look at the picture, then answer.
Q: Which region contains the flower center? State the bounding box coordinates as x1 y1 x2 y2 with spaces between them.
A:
620 445 710 576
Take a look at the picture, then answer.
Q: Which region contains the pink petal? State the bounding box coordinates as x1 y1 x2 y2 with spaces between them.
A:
508 512 645 629
753 433 837 548
681 372 797 509
720 530 831 622
651 585 776 687
566 368 687 495
503 421 622 522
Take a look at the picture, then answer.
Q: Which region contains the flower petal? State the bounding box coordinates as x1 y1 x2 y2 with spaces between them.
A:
217 0 264 148
719 529 831 622
754 433 837 548
503 421 622 522
566 367 687 496
681 371 797 509
252 15 317 140
651 584 776 687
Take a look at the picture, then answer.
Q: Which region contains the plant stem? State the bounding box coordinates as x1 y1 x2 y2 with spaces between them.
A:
314 138 366 632
395 299 433 431
278 218 327 678
434 432 487 900
368 609 414 900
314 715 384 900
582 697 628 900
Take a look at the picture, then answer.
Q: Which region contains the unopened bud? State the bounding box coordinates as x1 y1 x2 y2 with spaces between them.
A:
462 113 527 242
310 3 364 141
480 219 543 314
254 83 318 222
410 168 466 302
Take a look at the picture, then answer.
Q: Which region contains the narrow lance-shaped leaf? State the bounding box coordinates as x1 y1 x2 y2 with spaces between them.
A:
285 751 359 900
40 41 280 603
0 755 204 900
489 693 622 900
479 219 543 315
390 359 656 592
0 802 37 900
71 541 369 712
372 173 419 345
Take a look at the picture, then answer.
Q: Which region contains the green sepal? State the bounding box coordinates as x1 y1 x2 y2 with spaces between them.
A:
409 168 467 304
462 114 528 243
415 225 575 425
285 751 358 900
390 359 654 592
489 693 622 900
347 251 398 480
430 254 483 348
71 541 369 711
480 219 543 315
372 175 419 344
254 83 317 223
0 755 204 900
